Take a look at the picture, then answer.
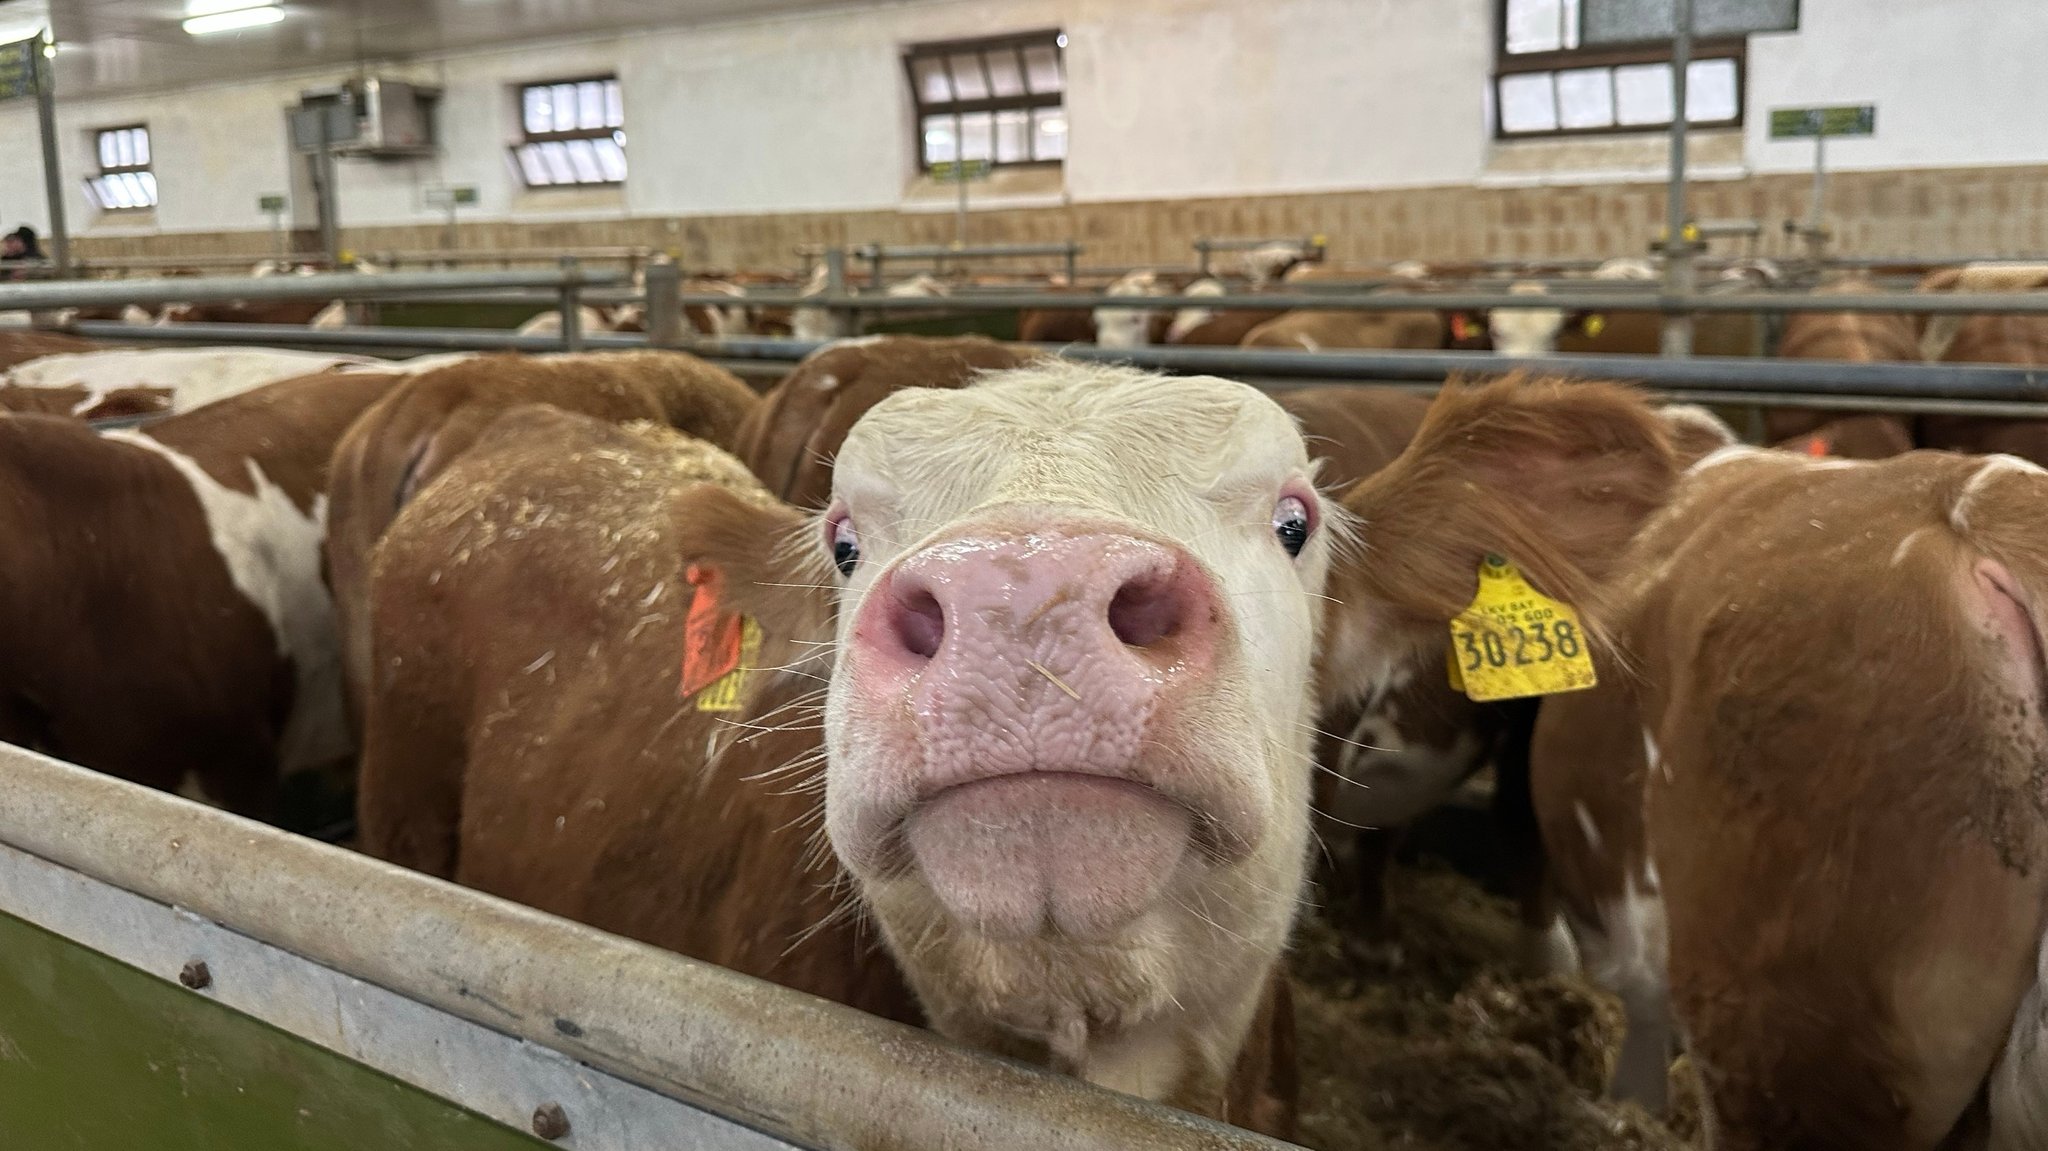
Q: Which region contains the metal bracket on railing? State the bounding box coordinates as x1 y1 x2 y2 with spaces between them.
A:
558 256 585 352
644 260 683 347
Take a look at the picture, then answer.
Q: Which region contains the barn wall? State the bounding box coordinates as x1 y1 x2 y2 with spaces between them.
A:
0 0 2043 265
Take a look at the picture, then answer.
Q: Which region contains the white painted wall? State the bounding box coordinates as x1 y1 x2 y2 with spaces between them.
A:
0 0 2039 239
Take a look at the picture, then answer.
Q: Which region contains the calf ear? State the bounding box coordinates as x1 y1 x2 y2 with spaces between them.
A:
669 483 838 652
1337 374 1679 640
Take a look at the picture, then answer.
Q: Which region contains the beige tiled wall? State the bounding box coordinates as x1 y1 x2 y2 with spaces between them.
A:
71 163 2048 273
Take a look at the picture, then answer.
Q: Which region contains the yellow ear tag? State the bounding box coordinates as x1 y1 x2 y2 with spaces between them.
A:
1583 314 1607 338
695 617 763 712
1447 555 1597 702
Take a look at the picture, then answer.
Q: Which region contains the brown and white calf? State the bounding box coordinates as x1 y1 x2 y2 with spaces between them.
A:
359 361 1329 1135
2 346 380 419
734 335 1032 508
1916 264 2048 465
1765 276 1920 447
325 350 759 723
1325 374 2048 1150
0 369 397 817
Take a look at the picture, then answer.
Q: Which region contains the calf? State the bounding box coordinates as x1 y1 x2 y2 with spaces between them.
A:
1241 292 1446 352
360 362 1330 1135
0 369 397 819
0 330 98 371
1766 276 1919 445
3 346 380 417
1917 264 2048 464
734 335 1032 508
1326 375 2048 1150
326 350 759 724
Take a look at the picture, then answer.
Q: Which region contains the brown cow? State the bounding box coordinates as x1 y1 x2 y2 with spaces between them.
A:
325 350 759 723
1917 264 2048 464
360 361 1333 1136
734 335 1033 508
1241 290 1446 352
1324 374 2048 1149
1765 276 1920 445
0 330 98 370
0 369 397 821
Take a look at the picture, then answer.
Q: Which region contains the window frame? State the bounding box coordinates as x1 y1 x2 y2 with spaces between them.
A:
511 75 627 189
1492 0 1746 141
85 124 158 213
903 29 1067 172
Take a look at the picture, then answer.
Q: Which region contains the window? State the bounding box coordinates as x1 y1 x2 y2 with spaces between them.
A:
84 125 157 211
904 30 1066 170
1494 0 1743 138
512 77 626 188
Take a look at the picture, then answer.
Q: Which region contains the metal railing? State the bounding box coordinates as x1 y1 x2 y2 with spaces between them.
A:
0 743 1286 1151
1192 236 1328 274
68 247 661 278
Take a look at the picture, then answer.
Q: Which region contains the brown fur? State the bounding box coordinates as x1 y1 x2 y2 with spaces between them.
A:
326 350 760 723
1771 414 1916 460
0 369 395 816
734 336 1033 508
1169 308 1285 346
0 330 99 370
160 299 335 325
1242 306 1446 351
1331 376 2048 1149
1767 277 1922 442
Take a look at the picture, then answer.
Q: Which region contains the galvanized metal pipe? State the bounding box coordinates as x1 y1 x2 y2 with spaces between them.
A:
2 268 626 310
667 290 2048 315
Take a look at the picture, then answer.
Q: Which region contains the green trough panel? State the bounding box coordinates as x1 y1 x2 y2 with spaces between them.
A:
0 911 547 1150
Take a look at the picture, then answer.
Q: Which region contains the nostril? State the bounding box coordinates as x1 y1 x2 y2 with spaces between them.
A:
892 586 946 660
1107 573 1184 649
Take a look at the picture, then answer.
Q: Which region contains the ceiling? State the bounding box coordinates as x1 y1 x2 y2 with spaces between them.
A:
0 0 870 99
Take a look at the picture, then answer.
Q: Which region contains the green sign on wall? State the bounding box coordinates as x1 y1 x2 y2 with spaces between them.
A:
929 159 992 183
1769 105 1877 139
0 37 38 103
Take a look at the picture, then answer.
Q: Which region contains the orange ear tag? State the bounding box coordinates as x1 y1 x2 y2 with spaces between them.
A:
1802 435 1831 458
1450 313 1473 341
681 565 760 712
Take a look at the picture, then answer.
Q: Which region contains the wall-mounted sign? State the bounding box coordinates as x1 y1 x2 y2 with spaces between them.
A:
929 159 992 183
258 194 289 213
1769 105 1876 138
0 38 38 103
423 185 479 208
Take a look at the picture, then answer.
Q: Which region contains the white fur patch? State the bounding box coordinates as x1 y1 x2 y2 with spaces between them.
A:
1685 443 1769 475
1952 454 2048 533
1892 527 1930 567
1575 801 1604 854
103 431 351 775
1644 729 1668 782
6 347 372 415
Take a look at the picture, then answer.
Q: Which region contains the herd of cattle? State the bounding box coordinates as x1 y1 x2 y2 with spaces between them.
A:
2 259 2048 1150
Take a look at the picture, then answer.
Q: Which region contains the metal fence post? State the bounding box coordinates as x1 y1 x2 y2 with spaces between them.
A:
559 256 585 352
645 259 682 347
1064 242 1079 285
1660 0 1697 358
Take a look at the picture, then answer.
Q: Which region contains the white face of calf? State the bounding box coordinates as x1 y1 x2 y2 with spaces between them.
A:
822 362 1327 1089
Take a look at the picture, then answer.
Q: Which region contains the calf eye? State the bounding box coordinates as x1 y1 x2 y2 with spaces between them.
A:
1273 496 1312 558
829 517 861 577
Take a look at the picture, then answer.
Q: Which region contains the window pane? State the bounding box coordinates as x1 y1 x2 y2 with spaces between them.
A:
986 48 1025 97
921 114 958 164
564 138 602 183
108 174 137 209
1687 58 1738 122
515 143 551 186
132 128 150 166
540 140 575 184
947 53 990 100
994 109 1030 163
1614 62 1674 125
135 171 158 206
1505 0 1564 53
523 86 551 135
1498 72 1559 133
593 136 628 182
1031 107 1067 160
99 132 118 169
576 81 605 131
114 129 136 168
912 56 951 103
552 83 578 132
1022 43 1062 94
958 111 993 162
604 79 624 128
83 176 105 210
1556 67 1615 129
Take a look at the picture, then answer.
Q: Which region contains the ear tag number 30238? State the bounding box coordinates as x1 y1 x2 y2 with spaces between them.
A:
1446 554 1597 702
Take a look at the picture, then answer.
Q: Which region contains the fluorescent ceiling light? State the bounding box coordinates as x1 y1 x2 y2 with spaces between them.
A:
183 5 282 34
